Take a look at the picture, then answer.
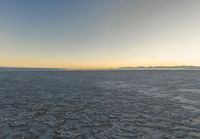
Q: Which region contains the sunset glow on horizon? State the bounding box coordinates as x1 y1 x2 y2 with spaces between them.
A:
1 0 200 69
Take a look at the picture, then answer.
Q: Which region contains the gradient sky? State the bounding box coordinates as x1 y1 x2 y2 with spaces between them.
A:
1 0 200 69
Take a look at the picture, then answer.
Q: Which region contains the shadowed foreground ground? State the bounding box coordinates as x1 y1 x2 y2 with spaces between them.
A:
0 71 200 139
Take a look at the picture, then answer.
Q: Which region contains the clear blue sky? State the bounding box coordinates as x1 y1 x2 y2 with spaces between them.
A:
1 0 200 69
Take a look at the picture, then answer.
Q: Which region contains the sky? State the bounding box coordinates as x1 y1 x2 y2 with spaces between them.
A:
1 0 200 69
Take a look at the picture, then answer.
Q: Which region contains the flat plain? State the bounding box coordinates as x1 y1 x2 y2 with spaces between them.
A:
0 70 200 139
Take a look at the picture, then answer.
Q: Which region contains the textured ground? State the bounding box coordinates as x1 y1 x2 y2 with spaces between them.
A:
0 70 200 139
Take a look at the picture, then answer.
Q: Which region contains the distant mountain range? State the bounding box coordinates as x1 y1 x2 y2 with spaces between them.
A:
116 66 200 70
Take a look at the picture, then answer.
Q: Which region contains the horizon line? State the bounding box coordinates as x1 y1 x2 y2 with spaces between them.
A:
1 65 200 71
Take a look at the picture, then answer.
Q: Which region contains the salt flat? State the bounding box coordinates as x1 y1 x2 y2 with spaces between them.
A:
0 70 200 139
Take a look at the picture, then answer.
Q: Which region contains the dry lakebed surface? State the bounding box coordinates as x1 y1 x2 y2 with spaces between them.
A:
0 70 200 139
